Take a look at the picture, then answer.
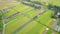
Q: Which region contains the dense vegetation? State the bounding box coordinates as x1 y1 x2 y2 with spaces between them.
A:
0 11 3 31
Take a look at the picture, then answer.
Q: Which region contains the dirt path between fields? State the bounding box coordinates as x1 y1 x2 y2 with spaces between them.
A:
0 32 2 34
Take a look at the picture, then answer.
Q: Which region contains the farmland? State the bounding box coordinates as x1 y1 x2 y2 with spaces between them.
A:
4 4 54 34
0 0 60 34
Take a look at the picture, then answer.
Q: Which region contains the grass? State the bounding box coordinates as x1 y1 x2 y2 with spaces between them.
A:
5 15 31 34
17 21 38 34
26 9 39 18
5 9 53 34
4 2 55 34
3 4 32 18
0 1 19 10
1 0 60 34
46 29 53 34
35 10 53 25
3 3 33 23
42 0 60 6
10 10 53 34
26 23 44 34
4 7 33 23
26 11 53 34
5 9 39 34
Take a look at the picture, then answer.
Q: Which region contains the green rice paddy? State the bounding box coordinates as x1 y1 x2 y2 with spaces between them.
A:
0 0 60 34
4 5 53 34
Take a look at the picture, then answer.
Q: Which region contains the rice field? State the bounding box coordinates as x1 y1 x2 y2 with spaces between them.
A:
0 0 60 34
4 5 54 34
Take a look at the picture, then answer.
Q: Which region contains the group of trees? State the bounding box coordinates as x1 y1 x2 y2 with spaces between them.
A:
21 0 42 10
48 4 60 18
47 4 60 33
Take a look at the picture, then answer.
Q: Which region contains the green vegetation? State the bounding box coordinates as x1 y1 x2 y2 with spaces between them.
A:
46 29 53 34
57 19 60 26
1 0 60 34
3 4 32 18
4 3 55 34
11 10 53 34
3 4 33 23
0 11 3 31
35 10 53 25
4 4 53 34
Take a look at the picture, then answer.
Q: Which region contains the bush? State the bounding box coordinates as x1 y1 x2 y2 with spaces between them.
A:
51 15 57 19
